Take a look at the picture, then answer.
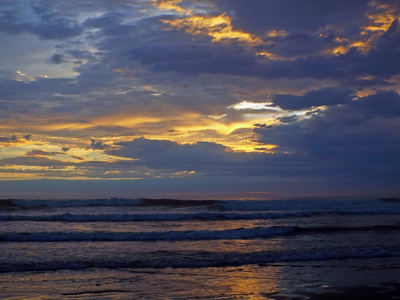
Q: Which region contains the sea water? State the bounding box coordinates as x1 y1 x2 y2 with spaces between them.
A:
1 198 400 299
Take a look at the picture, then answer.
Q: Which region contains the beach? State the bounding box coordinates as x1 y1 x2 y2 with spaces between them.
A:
1 198 400 299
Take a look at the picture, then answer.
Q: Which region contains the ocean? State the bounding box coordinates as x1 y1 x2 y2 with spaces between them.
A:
1 197 400 299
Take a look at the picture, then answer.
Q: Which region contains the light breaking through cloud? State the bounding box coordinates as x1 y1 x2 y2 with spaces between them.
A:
0 0 399 199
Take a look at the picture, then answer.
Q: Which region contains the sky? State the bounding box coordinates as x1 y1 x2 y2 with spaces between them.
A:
0 0 399 200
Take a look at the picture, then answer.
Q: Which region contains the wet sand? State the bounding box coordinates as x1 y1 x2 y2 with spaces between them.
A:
267 283 400 299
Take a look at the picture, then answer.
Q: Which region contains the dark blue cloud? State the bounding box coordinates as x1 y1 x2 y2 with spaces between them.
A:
26 149 63 156
110 138 231 171
0 2 83 40
90 139 108 150
132 43 258 76
0 134 18 143
49 54 67 64
273 88 353 110
251 91 400 185
255 91 400 158
0 0 399 197
32 17 83 40
259 33 338 58
100 14 399 84
211 0 369 35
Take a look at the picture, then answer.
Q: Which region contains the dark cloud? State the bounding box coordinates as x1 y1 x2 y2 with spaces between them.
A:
71 155 85 160
90 138 108 150
0 0 399 197
110 138 230 169
211 0 369 35
0 155 68 167
102 16 399 84
81 2 394 83
83 13 124 29
273 88 353 110
0 134 31 145
254 91 400 168
131 42 258 76
351 90 400 118
32 17 83 40
107 137 273 176
82 12 134 37
0 134 18 143
261 33 331 58
0 3 84 40
247 106 400 188
26 149 64 156
267 19 400 80
65 49 96 61
49 54 67 64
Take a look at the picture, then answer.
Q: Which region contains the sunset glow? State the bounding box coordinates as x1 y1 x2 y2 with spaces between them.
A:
0 0 399 199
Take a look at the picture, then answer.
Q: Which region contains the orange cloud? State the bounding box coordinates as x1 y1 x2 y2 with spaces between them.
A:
153 0 191 15
162 14 263 45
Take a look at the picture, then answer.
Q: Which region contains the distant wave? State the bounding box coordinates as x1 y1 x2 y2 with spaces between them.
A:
0 198 221 208
2 225 400 242
2 198 144 208
0 211 316 222
1 244 400 273
0 226 293 242
3 208 400 223
1 198 399 211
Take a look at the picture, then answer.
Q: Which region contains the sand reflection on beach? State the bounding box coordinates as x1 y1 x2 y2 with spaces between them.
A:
220 265 281 299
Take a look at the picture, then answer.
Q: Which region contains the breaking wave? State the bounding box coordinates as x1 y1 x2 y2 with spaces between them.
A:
2 225 399 242
1 244 400 273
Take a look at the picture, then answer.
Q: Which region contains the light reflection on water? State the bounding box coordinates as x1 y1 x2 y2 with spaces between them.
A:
0 266 281 299
3 257 400 299
2 199 400 299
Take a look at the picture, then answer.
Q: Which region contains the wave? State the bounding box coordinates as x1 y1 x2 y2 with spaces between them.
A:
214 198 400 212
0 226 293 242
0 211 316 222
2 198 399 213
1 225 400 242
3 198 144 208
0 198 221 208
1 244 400 273
3 208 400 222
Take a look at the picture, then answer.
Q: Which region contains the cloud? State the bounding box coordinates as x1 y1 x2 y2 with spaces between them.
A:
272 88 353 110
0 155 69 167
0 0 399 197
0 2 84 40
211 0 370 35
89 138 109 150
130 42 258 76
0 134 31 146
86 1 393 84
71 155 85 161
107 137 272 176
32 17 83 40
103 14 400 86
83 12 127 34
110 137 229 169
49 54 67 64
0 135 18 143
26 149 64 156
254 91 400 179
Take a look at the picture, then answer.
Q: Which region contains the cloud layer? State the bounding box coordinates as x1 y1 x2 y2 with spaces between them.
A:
0 0 399 198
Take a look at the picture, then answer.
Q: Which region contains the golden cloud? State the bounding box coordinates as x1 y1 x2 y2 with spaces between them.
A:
162 14 263 45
